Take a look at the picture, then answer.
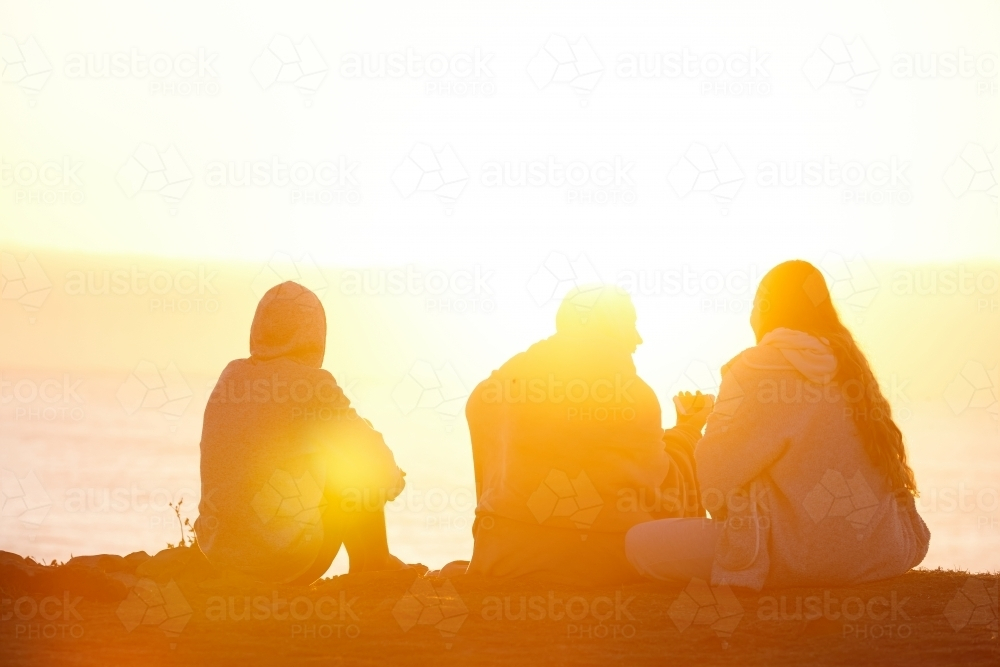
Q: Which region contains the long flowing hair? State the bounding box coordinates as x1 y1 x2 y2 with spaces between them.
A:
754 260 918 496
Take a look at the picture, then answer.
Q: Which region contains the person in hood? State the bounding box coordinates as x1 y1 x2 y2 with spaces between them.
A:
195 282 407 584
625 261 930 591
464 285 705 585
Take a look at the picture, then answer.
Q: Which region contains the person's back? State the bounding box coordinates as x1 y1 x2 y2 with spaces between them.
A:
625 261 930 590
695 330 930 589
195 282 405 584
466 286 700 584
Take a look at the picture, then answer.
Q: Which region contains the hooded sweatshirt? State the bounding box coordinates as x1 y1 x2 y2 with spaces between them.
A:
466 331 672 535
696 328 930 590
465 285 706 584
195 282 403 581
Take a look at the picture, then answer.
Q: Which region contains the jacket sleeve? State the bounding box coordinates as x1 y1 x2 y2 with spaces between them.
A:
654 425 706 518
695 358 801 507
317 375 403 501
339 413 404 498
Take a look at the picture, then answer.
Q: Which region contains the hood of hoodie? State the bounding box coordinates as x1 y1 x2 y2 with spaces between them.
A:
758 327 837 383
249 282 326 368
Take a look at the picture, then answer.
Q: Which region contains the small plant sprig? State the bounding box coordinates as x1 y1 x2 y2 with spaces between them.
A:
166 498 197 549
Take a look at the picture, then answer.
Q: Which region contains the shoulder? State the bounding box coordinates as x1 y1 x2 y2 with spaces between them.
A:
722 344 793 377
714 346 800 419
312 368 350 405
477 338 550 385
504 337 553 372
213 358 249 387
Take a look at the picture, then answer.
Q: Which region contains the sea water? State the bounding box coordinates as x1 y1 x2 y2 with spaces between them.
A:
1 369 998 576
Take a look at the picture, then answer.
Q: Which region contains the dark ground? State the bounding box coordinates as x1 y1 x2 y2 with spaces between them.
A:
1 548 997 666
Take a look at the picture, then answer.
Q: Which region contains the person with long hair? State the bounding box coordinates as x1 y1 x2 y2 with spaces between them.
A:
625 260 930 590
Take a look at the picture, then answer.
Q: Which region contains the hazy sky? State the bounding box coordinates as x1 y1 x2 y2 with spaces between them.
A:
2 0 998 266
2 0 997 385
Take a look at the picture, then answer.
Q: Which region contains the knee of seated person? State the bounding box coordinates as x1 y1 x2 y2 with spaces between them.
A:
625 520 657 543
327 489 390 513
624 523 653 569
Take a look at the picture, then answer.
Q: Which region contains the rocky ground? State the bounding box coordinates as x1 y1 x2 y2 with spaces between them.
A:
1 547 997 666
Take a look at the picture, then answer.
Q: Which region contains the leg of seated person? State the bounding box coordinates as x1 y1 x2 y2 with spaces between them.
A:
286 500 394 584
341 504 393 573
625 518 722 581
285 504 348 585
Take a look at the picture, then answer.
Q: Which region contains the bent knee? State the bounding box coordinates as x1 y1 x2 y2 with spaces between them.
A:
624 522 658 575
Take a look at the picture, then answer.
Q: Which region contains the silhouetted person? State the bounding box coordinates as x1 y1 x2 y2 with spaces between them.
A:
465 285 704 585
195 282 407 584
626 261 930 590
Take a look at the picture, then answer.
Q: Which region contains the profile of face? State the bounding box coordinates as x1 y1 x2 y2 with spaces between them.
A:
621 309 643 354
